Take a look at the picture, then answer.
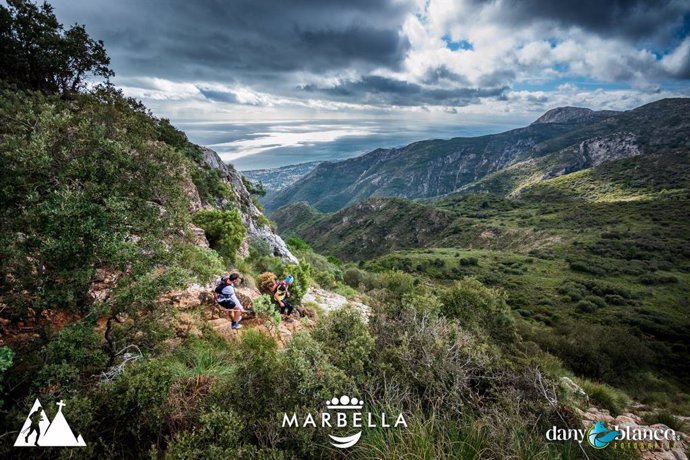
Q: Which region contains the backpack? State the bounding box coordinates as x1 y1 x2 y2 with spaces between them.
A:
215 281 226 295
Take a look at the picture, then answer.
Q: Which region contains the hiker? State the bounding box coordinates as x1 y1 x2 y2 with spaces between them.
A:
24 409 43 446
273 275 294 322
215 273 245 329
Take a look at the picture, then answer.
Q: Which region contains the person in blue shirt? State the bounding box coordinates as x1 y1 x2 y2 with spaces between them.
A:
216 273 245 329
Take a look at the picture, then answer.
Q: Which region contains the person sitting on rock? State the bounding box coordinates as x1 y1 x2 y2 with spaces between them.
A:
273 275 294 322
215 273 245 329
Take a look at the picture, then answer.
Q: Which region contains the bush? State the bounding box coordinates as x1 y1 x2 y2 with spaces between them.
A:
0 346 14 409
313 270 336 289
286 237 311 251
575 300 597 313
459 256 479 266
578 379 630 416
440 278 516 343
252 294 281 329
343 268 365 288
279 259 311 306
174 244 225 284
256 272 277 295
639 274 679 285
313 307 374 379
192 209 246 262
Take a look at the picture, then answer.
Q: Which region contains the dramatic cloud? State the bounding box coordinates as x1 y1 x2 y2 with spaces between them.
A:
45 0 690 164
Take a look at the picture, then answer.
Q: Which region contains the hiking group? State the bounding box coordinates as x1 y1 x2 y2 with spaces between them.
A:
214 272 295 329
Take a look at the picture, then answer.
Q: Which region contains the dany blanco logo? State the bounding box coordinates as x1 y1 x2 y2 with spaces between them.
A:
14 399 86 447
587 421 620 449
547 420 681 451
282 395 407 449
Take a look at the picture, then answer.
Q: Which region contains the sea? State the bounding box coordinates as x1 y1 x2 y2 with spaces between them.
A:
175 118 523 171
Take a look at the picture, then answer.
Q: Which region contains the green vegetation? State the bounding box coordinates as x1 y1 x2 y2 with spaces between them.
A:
193 209 246 262
0 0 113 95
280 151 690 416
0 2 686 459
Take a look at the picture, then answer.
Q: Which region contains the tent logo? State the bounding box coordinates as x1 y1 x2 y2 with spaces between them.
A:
14 399 86 447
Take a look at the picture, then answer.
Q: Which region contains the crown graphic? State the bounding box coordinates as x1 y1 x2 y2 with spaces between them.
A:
325 395 363 410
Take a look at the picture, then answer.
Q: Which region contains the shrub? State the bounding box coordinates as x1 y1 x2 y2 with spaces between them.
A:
313 270 336 289
192 209 246 262
279 259 311 306
286 237 311 251
440 278 516 343
163 406 243 459
252 294 281 329
313 307 374 379
459 256 479 266
256 272 278 295
249 239 272 258
575 300 597 313
578 379 630 416
174 244 225 284
604 294 627 305
0 346 14 409
344 268 365 288
638 274 679 285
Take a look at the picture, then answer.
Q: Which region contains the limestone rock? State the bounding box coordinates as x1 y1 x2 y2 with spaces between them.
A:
200 147 298 264
302 287 371 319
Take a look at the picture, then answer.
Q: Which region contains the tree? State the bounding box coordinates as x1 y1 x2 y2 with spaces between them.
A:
0 0 113 95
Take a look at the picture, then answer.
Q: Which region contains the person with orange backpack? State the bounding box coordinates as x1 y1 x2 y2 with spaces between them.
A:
273 275 294 322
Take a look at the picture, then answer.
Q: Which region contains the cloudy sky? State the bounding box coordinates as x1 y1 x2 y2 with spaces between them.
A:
46 0 690 168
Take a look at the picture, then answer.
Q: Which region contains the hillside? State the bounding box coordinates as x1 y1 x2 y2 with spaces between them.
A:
274 198 453 260
265 98 690 212
276 150 690 415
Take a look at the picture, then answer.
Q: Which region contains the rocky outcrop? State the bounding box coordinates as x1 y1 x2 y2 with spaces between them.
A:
302 287 371 319
199 147 297 264
580 132 642 167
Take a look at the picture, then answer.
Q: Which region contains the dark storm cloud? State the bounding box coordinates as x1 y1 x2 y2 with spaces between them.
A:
304 76 507 106
477 0 690 47
49 0 412 81
422 65 470 85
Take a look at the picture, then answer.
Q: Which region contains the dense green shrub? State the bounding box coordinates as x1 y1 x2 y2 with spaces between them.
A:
192 209 245 262
575 299 598 313
173 244 226 284
440 278 517 343
343 268 365 288
313 307 373 379
286 237 311 251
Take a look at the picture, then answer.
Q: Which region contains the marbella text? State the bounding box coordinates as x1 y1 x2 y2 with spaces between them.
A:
282 411 407 429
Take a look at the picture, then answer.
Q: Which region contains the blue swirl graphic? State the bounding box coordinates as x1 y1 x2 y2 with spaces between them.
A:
587 421 620 449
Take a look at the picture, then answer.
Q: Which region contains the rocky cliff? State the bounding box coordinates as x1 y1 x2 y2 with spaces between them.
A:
199 147 298 264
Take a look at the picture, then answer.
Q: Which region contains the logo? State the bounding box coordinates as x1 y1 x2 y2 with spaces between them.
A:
547 421 681 451
282 394 407 449
14 399 86 447
587 421 620 449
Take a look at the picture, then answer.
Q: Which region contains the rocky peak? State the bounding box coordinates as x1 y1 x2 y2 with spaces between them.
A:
532 106 594 124
199 147 298 264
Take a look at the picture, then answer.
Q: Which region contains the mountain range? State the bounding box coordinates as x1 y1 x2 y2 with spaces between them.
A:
264 98 690 213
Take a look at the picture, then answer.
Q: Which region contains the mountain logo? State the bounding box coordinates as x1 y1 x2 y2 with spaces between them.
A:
587 421 620 449
14 399 86 447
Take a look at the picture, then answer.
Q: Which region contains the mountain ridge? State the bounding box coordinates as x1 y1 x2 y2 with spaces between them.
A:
265 98 690 213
